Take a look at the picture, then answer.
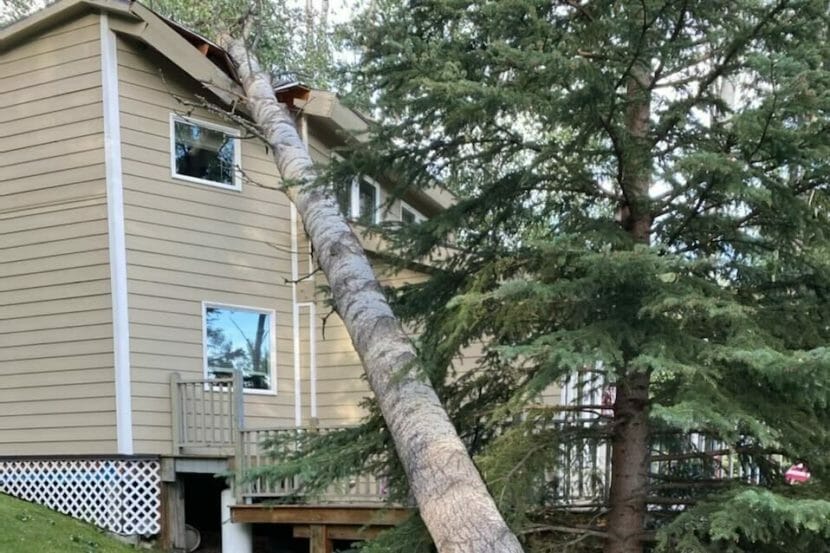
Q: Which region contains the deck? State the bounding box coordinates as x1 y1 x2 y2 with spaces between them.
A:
169 372 770 544
170 373 392 506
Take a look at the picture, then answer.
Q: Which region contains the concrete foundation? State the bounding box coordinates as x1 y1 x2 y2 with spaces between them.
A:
221 488 252 553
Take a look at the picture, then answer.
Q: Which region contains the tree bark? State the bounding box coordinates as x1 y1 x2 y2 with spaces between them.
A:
604 63 653 553
251 313 266 374
605 370 650 553
218 36 524 553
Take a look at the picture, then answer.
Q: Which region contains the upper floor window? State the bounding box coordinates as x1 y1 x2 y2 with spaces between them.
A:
203 303 276 393
171 115 241 191
339 177 381 224
400 201 426 224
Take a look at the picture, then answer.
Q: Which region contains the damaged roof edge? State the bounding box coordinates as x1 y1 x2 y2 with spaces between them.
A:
136 1 240 84
1 0 456 210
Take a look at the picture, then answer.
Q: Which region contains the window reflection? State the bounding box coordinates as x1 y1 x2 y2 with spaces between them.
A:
173 118 237 187
357 179 378 223
205 305 273 391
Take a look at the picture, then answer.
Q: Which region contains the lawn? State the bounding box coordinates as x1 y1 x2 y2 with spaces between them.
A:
0 493 160 553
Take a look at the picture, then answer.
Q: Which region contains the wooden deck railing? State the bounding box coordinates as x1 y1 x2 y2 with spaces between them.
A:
170 372 243 456
170 375 778 509
170 378 387 504
235 426 388 504
547 423 780 508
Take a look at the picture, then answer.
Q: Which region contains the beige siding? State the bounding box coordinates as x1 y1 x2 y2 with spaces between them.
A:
310 316 367 426
116 37 296 454
305 264 423 427
113 32 537 448
0 15 118 456
309 261 561 427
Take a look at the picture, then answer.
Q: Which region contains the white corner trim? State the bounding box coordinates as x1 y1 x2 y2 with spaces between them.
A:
290 115 312 427
101 14 133 455
302 153 318 420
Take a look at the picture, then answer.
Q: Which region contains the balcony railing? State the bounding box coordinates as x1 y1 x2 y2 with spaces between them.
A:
236 427 388 504
169 373 386 504
170 372 243 456
170 374 781 509
549 419 611 507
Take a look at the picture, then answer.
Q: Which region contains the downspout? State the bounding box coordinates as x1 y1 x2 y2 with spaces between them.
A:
300 115 318 420
291 199 302 427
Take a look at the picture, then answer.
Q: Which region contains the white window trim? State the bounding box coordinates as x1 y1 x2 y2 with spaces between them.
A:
400 200 426 223
351 176 382 223
202 301 277 396
170 114 242 191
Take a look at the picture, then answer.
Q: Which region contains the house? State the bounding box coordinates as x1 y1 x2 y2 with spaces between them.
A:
0 2 571 551
0 0 463 550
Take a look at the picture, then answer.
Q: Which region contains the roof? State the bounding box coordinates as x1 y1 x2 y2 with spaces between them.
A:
0 0 455 212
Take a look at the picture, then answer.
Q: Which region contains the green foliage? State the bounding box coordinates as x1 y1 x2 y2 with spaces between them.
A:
359 516 433 553
145 0 337 87
162 0 830 550
474 411 561 527
0 493 159 553
659 488 830 552
310 0 830 551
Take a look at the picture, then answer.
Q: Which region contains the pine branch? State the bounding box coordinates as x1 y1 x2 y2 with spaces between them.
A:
649 0 690 88
652 0 791 144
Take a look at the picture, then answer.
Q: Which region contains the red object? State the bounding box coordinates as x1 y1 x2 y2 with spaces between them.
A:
785 463 811 484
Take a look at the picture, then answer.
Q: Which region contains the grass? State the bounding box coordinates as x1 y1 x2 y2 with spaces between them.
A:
0 493 160 553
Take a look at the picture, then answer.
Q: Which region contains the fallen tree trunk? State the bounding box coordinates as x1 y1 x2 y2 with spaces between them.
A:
218 35 524 553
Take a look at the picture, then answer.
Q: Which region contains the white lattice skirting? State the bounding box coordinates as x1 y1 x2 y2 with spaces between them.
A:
0 458 161 535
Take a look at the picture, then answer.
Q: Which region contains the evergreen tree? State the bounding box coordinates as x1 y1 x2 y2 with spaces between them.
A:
275 1 830 552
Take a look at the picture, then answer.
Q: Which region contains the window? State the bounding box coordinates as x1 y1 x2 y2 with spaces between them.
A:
203 303 276 393
171 115 241 190
331 152 381 223
400 201 426 224
355 178 379 223
339 177 381 224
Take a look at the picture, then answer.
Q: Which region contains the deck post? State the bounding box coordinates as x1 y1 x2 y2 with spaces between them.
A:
169 373 182 455
160 466 187 553
232 371 245 502
309 524 332 553
232 370 245 433
221 488 252 553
